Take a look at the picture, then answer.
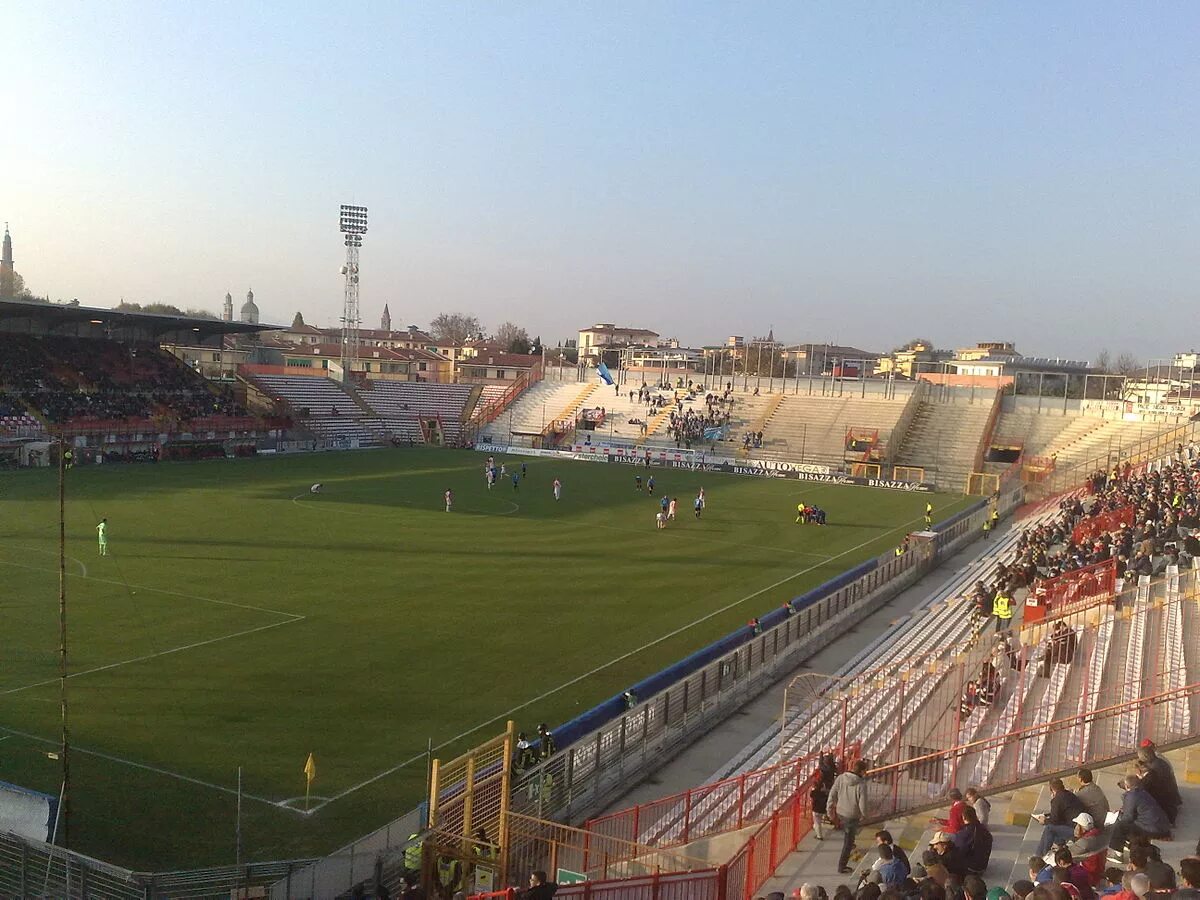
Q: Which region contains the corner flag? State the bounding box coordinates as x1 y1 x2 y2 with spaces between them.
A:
597 361 614 386
304 752 316 810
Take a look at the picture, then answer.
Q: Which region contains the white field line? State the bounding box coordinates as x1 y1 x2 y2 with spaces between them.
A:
309 501 955 811
0 557 302 620
0 724 284 808
4 544 88 577
0 617 304 697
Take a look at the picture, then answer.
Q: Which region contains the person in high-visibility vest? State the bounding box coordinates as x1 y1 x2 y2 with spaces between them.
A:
924 502 933 529
992 591 1014 633
403 833 423 877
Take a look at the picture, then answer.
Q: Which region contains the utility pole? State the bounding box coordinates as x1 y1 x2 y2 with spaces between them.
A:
57 439 71 849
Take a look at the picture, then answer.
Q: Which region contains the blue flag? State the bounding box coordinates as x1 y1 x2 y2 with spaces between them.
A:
597 361 615 385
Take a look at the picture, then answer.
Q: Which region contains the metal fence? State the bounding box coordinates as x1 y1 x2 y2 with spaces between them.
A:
505 478 1023 831
854 568 1200 821
0 831 315 900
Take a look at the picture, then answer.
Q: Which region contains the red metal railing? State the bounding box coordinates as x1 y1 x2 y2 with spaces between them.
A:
1071 504 1134 544
1024 558 1118 628
585 750 824 851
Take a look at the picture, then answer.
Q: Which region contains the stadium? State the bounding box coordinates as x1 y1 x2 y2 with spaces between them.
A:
5 6 1200 900
1 291 1198 899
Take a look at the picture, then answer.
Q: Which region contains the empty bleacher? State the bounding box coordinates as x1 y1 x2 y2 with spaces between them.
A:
893 399 996 491
479 380 598 444
251 374 383 445
358 381 476 444
992 409 1182 474
745 394 912 468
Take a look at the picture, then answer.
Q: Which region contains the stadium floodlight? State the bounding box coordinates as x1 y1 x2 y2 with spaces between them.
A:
338 204 367 381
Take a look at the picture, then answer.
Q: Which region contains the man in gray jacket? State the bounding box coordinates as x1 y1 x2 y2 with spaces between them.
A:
1076 769 1110 827
828 758 870 874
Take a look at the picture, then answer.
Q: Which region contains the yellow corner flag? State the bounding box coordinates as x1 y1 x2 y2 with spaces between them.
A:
304 752 316 811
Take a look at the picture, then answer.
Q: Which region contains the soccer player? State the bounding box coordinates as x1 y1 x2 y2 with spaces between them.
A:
668 497 677 520
694 495 703 519
655 510 665 529
444 488 453 512
96 518 108 556
647 475 655 496
512 472 520 491
635 474 642 491
500 462 507 477
310 483 322 494
660 495 669 517
553 478 562 501
698 487 706 509
521 463 528 479
485 466 494 490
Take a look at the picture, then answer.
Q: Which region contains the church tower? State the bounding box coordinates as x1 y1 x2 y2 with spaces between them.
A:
240 288 260 324
0 223 13 300
223 292 234 321
381 303 392 332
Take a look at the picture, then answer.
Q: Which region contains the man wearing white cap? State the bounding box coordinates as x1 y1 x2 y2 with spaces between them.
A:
1062 812 1106 884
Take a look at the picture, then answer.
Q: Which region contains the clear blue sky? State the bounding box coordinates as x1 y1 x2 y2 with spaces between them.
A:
4 2 1198 360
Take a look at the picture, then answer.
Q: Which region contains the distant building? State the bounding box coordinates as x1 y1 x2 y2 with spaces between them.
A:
1 223 14 299
577 323 660 360
222 292 234 322
1173 350 1200 369
240 289 259 325
381 303 392 332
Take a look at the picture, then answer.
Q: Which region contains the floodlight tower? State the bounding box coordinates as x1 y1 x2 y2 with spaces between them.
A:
338 204 368 381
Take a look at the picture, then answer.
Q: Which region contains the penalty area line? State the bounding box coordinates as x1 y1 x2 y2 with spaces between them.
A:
309 504 946 812
0 724 288 810
0 616 306 697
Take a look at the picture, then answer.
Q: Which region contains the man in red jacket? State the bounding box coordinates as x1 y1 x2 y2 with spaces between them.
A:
933 788 968 834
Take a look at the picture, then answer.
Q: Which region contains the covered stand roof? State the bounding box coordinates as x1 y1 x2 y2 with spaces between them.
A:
0 298 282 343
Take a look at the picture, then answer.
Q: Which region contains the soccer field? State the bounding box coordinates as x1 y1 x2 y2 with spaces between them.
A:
0 448 973 869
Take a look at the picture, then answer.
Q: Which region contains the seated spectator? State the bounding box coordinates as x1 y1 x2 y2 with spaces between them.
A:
934 790 969 834
1097 868 1126 898
930 833 968 879
963 875 988 900
1134 743 1180 826
1062 813 1106 885
952 807 993 875
1036 779 1087 856
1052 848 1095 900
965 788 991 826
873 844 909 889
1011 881 1035 900
1126 843 1174 893
924 850 950 888
1108 776 1170 852
872 831 911 878
1031 855 1054 885
1177 858 1200 900
1075 770 1109 828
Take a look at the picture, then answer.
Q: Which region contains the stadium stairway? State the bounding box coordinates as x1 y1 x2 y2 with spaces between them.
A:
893 400 995 493
748 394 911 469
248 374 385 445
357 381 477 444
988 411 1183 477
480 380 598 445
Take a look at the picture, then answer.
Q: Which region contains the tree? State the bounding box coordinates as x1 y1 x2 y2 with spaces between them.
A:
894 337 935 352
495 321 531 354
1114 353 1142 376
531 335 543 355
430 312 481 345
1094 349 1112 373
0 269 38 302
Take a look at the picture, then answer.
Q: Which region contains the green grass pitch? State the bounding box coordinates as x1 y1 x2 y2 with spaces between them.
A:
0 448 973 869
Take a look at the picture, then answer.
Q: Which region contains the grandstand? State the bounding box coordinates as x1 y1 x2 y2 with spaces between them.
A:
990 407 1184 474
893 394 998 491
358 379 480 445
744 392 914 468
248 372 385 446
478 379 599 444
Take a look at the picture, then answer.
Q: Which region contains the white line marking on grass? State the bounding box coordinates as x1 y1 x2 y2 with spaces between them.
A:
291 494 521 517
4 545 89 577
0 724 286 809
0 558 302 620
310 501 955 812
0 617 305 697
